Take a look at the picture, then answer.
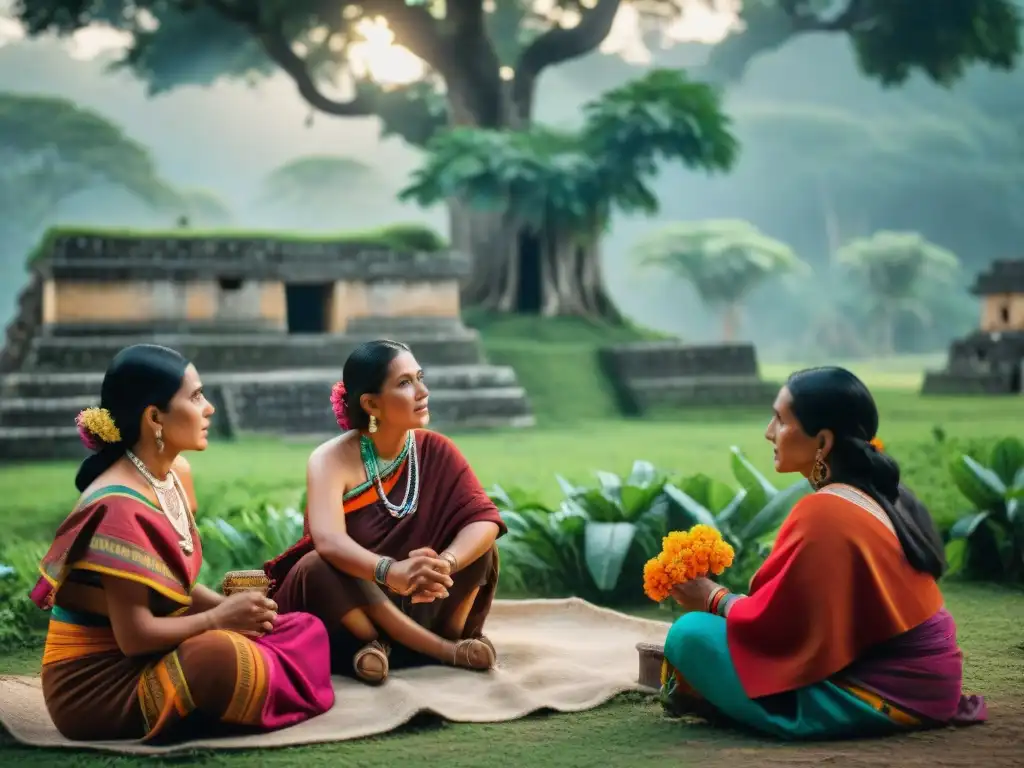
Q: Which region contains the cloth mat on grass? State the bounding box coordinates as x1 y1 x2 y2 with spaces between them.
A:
0 598 670 755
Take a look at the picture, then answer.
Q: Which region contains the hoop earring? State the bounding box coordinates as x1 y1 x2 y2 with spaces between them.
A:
810 451 829 489
155 428 165 454
368 415 378 434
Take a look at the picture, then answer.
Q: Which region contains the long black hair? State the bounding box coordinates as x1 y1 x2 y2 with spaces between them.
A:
786 366 946 579
341 339 411 430
75 344 190 492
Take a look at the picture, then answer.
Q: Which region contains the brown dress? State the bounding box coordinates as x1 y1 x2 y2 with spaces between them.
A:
265 429 506 673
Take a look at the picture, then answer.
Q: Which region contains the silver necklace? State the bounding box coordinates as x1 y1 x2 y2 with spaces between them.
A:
126 450 194 554
362 433 420 518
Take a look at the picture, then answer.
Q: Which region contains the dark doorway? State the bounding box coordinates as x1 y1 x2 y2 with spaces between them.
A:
285 284 333 334
516 230 542 313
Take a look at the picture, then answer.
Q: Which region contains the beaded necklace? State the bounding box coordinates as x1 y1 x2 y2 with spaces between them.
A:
360 432 420 518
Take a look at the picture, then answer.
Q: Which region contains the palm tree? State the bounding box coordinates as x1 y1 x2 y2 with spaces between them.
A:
835 231 960 355
632 219 807 341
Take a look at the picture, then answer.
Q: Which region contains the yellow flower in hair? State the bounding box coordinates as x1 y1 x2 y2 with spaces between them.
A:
76 407 121 445
869 436 885 452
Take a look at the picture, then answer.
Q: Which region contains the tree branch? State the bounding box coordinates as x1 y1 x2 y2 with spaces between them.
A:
703 0 873 84
512 0 622 112
197 0 374 115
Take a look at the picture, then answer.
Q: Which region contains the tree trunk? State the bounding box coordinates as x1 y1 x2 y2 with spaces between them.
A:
445 73 621 321
722 303 740 342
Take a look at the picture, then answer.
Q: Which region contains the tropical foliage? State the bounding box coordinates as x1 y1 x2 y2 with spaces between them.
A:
492 448 811 603
946 436 1024 583
400 69 737 318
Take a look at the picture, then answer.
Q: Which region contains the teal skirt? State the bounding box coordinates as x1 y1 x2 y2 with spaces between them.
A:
662 612 913 740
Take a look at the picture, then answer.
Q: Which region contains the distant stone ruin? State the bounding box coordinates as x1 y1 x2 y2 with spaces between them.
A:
599 341 778 414
922 259 1024 395
0 228 533 461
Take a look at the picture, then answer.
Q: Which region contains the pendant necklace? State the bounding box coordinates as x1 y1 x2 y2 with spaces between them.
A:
126 450 194 554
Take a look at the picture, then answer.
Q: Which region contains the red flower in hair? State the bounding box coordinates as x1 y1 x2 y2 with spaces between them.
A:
330 381 350 431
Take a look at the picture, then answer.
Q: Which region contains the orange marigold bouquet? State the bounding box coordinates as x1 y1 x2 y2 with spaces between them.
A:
643 524 735 602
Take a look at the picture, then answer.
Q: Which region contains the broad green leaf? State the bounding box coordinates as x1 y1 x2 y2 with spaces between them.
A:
584 522 638 592
730 446 778 497
594 470 622 495
576 488 625 522
989 437 1024 486
739 478 811 541
949 455 1006 511
556 474 582 498
620 482 666 520
944 538 967 577
662 483 719 530
715 489 747 528
947 512 990 540
627 460 659 487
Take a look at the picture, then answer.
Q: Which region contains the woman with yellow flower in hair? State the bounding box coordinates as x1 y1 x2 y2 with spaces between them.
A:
30 344 334 742
658 367 986 739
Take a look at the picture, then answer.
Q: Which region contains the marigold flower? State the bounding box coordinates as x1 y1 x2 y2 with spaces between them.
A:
75 407 121 451
644 523 735 602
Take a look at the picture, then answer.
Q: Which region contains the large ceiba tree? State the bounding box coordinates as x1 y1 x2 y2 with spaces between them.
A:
13 0 1020 317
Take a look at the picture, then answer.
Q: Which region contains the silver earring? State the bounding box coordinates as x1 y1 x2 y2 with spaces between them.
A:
155 428 165 454
368 415 378 434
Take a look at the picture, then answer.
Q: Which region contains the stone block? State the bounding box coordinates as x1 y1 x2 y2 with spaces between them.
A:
598 342 776 415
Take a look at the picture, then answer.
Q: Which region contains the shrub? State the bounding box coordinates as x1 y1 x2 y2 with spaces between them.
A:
492 449 811 605
945 436 1024 583
0 540 50 651
195 492 305 588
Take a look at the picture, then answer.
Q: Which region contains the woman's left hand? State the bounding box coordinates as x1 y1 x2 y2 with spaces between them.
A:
670 578 720 613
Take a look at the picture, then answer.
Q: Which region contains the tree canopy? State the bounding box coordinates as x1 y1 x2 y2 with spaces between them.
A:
0 92 178 251
12 1 1022 146
399 69 737 317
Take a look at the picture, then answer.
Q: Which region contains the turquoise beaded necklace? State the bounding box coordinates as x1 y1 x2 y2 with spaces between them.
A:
360 432 420 518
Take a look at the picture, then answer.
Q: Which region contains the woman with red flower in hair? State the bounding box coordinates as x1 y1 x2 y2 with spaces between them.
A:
265 340 505 684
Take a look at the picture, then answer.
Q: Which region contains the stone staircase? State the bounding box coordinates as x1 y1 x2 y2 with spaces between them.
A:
0 326 535 463
598 341 778 414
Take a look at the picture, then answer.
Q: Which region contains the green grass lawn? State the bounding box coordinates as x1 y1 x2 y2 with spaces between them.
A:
2 582 1020 768
2 389 1021 541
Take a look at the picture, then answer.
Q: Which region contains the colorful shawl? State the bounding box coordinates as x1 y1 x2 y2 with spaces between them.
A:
31 485 203 614
726 487 944 699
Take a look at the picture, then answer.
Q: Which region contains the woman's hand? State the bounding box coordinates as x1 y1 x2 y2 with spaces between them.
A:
404 548 450 604
670 578 720 613
208 592 278 635
386 550 453 597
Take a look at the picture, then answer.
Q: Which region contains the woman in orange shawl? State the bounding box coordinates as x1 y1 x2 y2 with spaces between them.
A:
661 366 986 739
32 344 334 742
265 340 505 684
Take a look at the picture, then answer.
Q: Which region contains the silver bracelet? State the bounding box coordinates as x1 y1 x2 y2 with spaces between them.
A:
374 556 395 588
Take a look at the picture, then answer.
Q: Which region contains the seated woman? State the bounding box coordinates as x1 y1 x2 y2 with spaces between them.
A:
265 339 506 684
31 344 334 742
660 366 986 739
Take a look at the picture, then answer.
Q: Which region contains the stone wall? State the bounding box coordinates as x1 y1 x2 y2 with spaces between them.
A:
598 341 777 414
0 271 43 374
35 233 472 334
37 233 470 282
922 330 1024 395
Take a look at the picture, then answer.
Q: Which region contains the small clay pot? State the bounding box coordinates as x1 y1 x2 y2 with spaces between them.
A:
636 641 665 690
